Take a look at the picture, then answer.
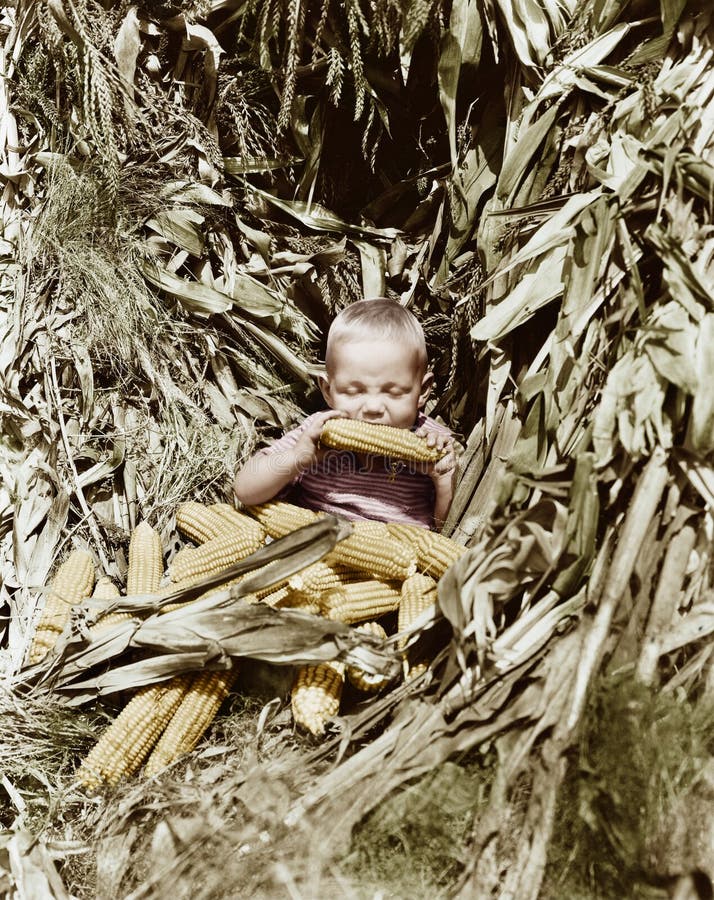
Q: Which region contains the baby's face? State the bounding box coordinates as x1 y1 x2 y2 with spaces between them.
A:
321 339 431 428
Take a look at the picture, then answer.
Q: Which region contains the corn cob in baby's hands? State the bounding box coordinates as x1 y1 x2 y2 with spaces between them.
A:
320 418 446 463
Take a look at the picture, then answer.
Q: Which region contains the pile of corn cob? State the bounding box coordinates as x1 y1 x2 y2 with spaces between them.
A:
27 420 466 787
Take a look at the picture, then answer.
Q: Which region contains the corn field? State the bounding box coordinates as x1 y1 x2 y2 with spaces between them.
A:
1 0 714 897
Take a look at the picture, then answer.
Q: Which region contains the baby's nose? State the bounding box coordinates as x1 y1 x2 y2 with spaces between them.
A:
361 396 385 416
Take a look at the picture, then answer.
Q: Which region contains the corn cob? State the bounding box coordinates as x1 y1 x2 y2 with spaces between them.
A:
92 576 120 600
127 521 164 595
247 501 320 538
398 574 438 641
256 582 293 606
346 622 391 693
169 529 264 584
176 501 266 546
274 590 322 617
249 503 417 579
76 676 190 789
28 549 95 664
387 522 466 578
176 501 230 543
287 561 357 599
320 418 445 463
321 579 402 624
291 661 345 735
144 669 238 776
328 522 417 580
399 574 438 681
88 576 131 634
210 502 266 542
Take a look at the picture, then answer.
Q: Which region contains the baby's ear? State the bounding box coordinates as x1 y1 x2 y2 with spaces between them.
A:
418 370 434 407
318 373 332 405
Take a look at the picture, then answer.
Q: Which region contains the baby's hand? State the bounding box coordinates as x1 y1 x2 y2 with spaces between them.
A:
293 409 345 468
414 428 458 485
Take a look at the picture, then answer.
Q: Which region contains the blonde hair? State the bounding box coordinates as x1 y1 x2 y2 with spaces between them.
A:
325 299 428 374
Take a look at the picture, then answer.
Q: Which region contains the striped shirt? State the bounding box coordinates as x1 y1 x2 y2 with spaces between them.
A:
259 411 452 529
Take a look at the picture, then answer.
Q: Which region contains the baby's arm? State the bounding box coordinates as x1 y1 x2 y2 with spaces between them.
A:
415 426 458 530
233 409 343 507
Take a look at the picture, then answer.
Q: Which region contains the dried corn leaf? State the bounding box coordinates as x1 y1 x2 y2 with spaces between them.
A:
250 186 400 241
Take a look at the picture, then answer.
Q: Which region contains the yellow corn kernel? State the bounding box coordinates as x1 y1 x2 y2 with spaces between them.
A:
246 502 320 539
291 661 345 735
346 622 391 693
320 579 402 624
320 418 445 463
76 676 190 789
175 501 230 543
328 522 417 580
404 662 427 681
127 521 164 595
169 530 264 584
209 502 266 541
287 561 349 599
399 573 438 680
88 576 132 635
92 576 120 600
258 583 293 606
274 589 322 617
398 574 438 644
28 548 95 664
387 522 466 578
177 500 266 546
144 669 238 776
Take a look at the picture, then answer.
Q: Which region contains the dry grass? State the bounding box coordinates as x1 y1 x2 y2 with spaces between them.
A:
30 160 175 387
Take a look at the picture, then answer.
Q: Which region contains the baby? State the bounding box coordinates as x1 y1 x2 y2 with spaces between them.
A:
233 298 457 529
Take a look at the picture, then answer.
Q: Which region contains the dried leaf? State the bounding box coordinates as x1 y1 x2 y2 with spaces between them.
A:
113 6 141 91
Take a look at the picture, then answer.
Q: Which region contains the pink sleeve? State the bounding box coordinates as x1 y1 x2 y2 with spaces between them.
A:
257 412 323 486
417 413 453 438
259 418 309 456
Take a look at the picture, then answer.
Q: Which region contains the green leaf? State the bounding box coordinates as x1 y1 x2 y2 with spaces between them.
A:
146 208 205 256
160 181 231 206
497 0 551 68
438 0 483 170
224 156 302 174
352 239 386 298
479 191 599 294
537 22 635 102
689 314 714 453
471 243 567 342
238 318 314 385
443 99 504 271
558 195 618 335
142 260 286 323
660 0 687 36
142 260 232 315
642 301 699 394
647 222 714 317
249 186 400 241
113 6 141 93
552 453 599 596
497 103 561 203
592 351 671 467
